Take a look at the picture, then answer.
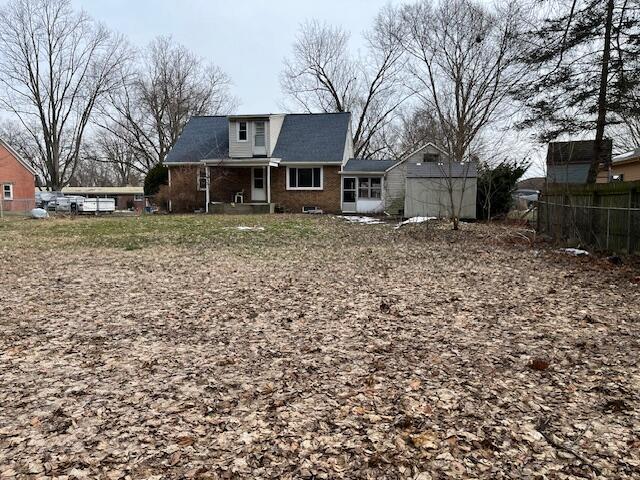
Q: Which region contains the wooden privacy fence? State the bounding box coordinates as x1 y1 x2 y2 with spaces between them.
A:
537 181 640 254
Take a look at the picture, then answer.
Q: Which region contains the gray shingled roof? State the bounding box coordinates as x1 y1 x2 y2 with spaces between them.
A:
272 113 350 163
165 116 229 163
342 158 397 172
165 113 350 164
407 162 477 178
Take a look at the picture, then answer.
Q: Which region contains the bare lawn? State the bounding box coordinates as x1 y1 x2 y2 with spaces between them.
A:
1 215 639 479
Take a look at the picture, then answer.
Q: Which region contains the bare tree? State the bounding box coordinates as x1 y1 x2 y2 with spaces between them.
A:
98 36 237 175
281 15 408 158
0 0 130 190
398 0 524 163
396 0 525 228
81 132 141 186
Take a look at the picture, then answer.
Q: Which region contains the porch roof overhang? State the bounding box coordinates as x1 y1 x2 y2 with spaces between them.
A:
339 170 385 175
200 158 281 167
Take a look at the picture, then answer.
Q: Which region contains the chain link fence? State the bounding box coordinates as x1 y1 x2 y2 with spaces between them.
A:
0 198 35 218
537 199 640 254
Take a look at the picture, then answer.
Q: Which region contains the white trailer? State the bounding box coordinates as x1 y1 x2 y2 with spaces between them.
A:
77 197 116 214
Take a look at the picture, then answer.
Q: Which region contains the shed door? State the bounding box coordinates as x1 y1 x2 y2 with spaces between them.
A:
342 177 356 213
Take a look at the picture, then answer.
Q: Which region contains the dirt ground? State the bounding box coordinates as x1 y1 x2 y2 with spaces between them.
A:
1 215 639 479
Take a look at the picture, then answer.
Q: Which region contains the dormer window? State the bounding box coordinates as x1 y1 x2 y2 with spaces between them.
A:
237 121 248 142
254 121 265 147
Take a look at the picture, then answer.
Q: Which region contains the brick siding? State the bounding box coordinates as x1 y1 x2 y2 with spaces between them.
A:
271 165 341 213
0 143 35 212
169 164 342 213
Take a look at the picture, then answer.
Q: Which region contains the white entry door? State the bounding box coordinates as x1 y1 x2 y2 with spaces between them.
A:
252 167 266 202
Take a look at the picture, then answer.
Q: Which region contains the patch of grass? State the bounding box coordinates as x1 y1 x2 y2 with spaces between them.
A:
0 214 320 252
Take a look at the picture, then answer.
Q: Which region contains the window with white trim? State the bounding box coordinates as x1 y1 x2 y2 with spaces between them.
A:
254 121 265 147
133 193 144 201
237 121 248 142
2 184 13 200
358 177 381 199
287 167 322 190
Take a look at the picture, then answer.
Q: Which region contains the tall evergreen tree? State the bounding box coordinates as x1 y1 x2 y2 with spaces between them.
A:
515 0 640 182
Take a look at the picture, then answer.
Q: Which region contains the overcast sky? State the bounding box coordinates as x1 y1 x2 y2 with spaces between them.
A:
71 0 407 113
69 0 544 177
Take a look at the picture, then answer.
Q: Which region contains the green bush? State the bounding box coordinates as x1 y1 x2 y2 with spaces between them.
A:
144 163 168 196
477 160 529 220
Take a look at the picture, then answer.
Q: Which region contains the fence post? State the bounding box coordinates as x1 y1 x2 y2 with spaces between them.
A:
628 189 633 253
606 208 611 250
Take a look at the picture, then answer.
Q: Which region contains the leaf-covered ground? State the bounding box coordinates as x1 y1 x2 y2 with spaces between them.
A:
1 215 639 479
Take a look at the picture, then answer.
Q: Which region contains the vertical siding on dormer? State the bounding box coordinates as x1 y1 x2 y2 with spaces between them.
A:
268 115 285 157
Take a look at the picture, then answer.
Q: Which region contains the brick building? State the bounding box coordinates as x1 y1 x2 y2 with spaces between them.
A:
0 138 36 213
164 113 352 213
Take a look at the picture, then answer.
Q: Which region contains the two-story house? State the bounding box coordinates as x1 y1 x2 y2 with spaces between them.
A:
164 112 477 218
164 112 353 213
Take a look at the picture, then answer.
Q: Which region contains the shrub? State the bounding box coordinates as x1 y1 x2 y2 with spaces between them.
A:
477 159 529 220
155 167 202 213
144 163 168 196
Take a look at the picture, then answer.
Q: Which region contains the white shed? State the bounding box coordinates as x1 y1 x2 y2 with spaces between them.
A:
404 162 477 219
339 143 477 219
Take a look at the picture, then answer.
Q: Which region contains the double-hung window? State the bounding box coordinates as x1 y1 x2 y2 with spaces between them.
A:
287 167 322 190
237 121 248 142
254 122 265 147
2 184 13 200
358 177 381 199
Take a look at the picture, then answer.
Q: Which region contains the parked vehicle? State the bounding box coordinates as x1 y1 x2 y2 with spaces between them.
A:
35 191 63 209
512 189 540 208
77 197 115 214
43 195 116 214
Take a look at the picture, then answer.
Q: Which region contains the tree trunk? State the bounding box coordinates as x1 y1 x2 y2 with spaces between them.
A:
587 0 614 184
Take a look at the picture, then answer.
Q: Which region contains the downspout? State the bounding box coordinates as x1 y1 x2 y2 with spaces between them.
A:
205 165 210 213
168 167 172 213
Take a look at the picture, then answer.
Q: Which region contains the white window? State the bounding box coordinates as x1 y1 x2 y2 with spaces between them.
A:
2 184 13 200
287 167 322 190
254 121 265 147
197 168 208 191
237 121 248 142
358 177 381 199
133 193 144 201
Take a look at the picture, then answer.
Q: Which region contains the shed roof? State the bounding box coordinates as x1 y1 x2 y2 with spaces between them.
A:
342 158 397 173
407 162 477 178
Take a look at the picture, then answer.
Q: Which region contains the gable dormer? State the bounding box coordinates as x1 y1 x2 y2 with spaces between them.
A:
228 115 272 158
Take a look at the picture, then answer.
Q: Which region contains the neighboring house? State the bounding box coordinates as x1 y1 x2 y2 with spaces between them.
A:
596 147 640 183
60 186 145 212
164 113 352 213
164 114 477 218
0 138 36 213
546 139 613 184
